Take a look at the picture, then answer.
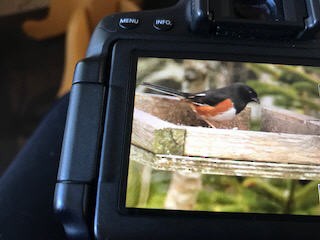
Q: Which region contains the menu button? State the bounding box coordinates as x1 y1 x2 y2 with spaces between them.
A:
119 18 140 29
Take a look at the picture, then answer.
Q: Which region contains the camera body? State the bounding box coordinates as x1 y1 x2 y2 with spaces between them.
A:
54 0 320 239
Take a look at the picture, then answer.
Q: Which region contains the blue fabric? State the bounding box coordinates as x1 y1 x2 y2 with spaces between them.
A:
0 94 69 240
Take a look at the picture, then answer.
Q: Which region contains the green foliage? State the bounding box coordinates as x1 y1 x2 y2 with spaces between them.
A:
250 120 261 131
145 171 171 209
292 81 319 97
129 171 320 216
247 80 320 112
126 161 143 207
201 176 320 216
247 80 298 100
276 65 320 84
294 181 320 210
246 62 320 115
244 63 281 79
243 178 288 205
125 163 320 215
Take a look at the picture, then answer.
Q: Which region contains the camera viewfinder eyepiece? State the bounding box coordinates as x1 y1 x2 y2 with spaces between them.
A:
189 0 320 39
233 0 280 21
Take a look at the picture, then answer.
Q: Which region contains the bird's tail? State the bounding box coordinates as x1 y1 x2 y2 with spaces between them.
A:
141 82 189 98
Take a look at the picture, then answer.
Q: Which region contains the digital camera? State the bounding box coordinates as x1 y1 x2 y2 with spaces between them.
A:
54 0 320 239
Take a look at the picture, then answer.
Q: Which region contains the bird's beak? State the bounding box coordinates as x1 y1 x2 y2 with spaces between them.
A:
252 97 260 104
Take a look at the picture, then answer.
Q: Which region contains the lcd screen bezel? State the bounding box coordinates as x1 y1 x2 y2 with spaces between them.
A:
94 39 320 239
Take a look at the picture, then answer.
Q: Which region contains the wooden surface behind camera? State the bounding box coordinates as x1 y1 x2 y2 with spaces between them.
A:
22 0 140 97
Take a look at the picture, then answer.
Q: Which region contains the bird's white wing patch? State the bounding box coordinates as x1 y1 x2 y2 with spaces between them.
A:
188 93 206 99
195 93 206 97
192 102 206 106
209 107 237 121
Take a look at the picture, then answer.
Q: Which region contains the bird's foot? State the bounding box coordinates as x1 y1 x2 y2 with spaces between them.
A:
205 120 216 128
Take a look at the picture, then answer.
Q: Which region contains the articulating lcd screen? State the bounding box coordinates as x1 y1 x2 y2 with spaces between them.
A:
126 57 320 216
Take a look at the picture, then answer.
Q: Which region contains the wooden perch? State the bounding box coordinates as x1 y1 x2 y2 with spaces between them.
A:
183 126 320 165
261 107 320 135
131 109 184 155
131 93 320 180
130 146 320 180
132 108 320 165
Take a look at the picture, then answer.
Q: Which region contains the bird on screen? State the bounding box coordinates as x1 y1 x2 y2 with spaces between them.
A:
142 82 260 128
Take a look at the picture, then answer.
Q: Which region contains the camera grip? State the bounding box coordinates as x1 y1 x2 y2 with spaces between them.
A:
58 59 105 182
55 59 106 239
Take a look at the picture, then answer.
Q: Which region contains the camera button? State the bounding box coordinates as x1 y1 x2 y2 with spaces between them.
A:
153 19 173 31
119 17 140 29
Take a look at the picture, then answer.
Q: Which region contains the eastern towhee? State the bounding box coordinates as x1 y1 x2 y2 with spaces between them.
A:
142 82 260 127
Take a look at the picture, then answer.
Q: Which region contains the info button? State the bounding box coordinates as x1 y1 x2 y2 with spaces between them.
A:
119 17 140 29
154 19 173 31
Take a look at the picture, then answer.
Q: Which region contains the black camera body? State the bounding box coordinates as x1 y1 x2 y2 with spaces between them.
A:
54 0 320 239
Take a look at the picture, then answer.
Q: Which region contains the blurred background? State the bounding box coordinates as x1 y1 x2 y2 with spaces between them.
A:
0 0 178 175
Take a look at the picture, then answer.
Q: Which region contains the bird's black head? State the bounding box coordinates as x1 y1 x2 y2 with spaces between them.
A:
232 83 260 112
